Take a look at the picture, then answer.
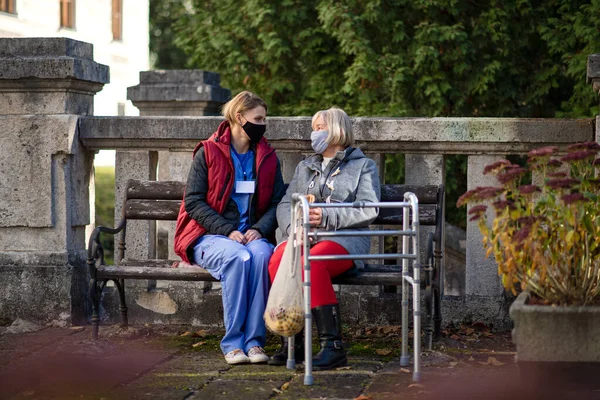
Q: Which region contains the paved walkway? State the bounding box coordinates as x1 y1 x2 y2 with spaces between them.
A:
0 322 598 400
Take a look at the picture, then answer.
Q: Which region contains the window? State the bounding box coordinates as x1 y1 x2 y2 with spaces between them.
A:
60 0 75 29
0 0 16 14
112 0 122 40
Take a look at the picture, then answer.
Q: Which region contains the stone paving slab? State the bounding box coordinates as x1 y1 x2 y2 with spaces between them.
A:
0 327 177 400
2 323 600 400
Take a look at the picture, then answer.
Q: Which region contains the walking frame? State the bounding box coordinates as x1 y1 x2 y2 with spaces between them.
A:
286 193 422 385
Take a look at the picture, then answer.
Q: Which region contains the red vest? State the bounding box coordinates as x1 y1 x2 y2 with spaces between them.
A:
174 121 278 263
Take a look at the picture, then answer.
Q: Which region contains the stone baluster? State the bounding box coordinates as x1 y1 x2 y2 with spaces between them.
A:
0 37 108 325
464 155 508 323
405 154 445 345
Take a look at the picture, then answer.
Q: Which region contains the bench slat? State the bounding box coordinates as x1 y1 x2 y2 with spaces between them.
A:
98 265 403 285
98 265 218 282
374 204 436 225
127 180 185 200
124 199 437 224
380 184 440 204
125 200 180 220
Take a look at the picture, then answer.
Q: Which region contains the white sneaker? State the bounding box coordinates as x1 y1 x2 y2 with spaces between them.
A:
225 349 250 365
247 346 269 364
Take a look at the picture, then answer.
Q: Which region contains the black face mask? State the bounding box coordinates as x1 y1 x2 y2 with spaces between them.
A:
241 120 266 144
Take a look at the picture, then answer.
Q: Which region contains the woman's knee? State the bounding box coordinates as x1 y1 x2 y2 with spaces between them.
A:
222 242 252 265
247 241 273 266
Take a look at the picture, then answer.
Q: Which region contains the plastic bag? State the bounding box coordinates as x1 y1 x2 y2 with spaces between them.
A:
264 207 304 337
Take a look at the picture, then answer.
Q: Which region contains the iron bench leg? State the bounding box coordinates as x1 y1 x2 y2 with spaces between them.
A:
89 277 101 339
113 279 129 327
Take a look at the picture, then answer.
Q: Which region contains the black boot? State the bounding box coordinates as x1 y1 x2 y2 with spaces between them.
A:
312 304 347 370
268 331 305 365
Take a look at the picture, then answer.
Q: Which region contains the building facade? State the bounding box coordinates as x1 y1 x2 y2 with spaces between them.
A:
0 0 149 118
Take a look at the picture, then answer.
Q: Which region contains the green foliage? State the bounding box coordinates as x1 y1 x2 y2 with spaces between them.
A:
172 1 600 227
150 0 188 69
94 166 115 264
174 0 599 118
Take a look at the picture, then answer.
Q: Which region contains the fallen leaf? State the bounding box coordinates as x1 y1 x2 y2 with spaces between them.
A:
449 361 459 367
20 391 35 396
408 383 425 389
272 388 282 394
376 348 392 356
468 356 475 362
478 356 505 366
377 325 401 334
180 331 191 337
354 396 371 400
482 331 494 337
194 330 208 337
400 368 411 374
464 328 475 335
488 357 505 366
336 366 352 370
192 341 206 348
450 334 460 340
281 382 290 391
69 326 85 331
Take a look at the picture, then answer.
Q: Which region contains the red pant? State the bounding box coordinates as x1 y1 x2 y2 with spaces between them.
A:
268 240 354 308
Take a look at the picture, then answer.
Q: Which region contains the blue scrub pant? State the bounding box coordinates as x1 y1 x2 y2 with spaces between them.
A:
193 235 273 355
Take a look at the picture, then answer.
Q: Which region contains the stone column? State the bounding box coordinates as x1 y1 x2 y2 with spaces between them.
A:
0 38 108 325
465 155 507 321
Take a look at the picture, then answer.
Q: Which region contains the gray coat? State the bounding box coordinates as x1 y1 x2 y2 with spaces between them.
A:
277 147 381 268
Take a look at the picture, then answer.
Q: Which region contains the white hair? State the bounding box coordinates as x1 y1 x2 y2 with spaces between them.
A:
311 107 354 147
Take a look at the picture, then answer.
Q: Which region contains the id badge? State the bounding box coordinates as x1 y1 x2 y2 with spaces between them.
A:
236 180 255 194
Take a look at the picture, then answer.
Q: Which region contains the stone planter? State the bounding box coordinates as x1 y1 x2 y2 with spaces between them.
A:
510 291 600 389
510 291 600 362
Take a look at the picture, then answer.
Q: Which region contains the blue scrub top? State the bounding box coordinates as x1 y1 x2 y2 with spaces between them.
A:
230 146 255 233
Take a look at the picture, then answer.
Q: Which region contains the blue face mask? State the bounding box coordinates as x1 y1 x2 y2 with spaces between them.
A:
311 130 329 154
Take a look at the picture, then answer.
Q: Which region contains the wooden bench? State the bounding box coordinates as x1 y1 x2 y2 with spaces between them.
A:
87 180 444 348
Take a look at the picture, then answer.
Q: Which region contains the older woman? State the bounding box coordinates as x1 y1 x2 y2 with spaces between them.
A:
267 107 381 370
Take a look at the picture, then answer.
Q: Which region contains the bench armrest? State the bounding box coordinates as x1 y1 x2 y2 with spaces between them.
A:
87 220 126 272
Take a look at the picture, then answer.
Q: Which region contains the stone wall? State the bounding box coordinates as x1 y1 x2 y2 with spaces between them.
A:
0 37 108 325
78 114 595 329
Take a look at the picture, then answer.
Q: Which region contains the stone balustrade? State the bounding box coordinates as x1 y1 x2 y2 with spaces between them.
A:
0 36 598 329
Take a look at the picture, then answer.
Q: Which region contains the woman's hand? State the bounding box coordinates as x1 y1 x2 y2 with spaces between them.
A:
308 207 323 227
228 230 247 244
244 229 262 243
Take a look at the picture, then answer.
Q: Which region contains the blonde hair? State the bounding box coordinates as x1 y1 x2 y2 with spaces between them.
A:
311 107 354 147
222 91 268 124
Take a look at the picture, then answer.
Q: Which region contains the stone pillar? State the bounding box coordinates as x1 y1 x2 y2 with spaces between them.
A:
465 155 505 299
0 38 108 325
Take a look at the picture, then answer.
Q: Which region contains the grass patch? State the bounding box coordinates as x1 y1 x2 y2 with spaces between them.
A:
94 166 115 263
